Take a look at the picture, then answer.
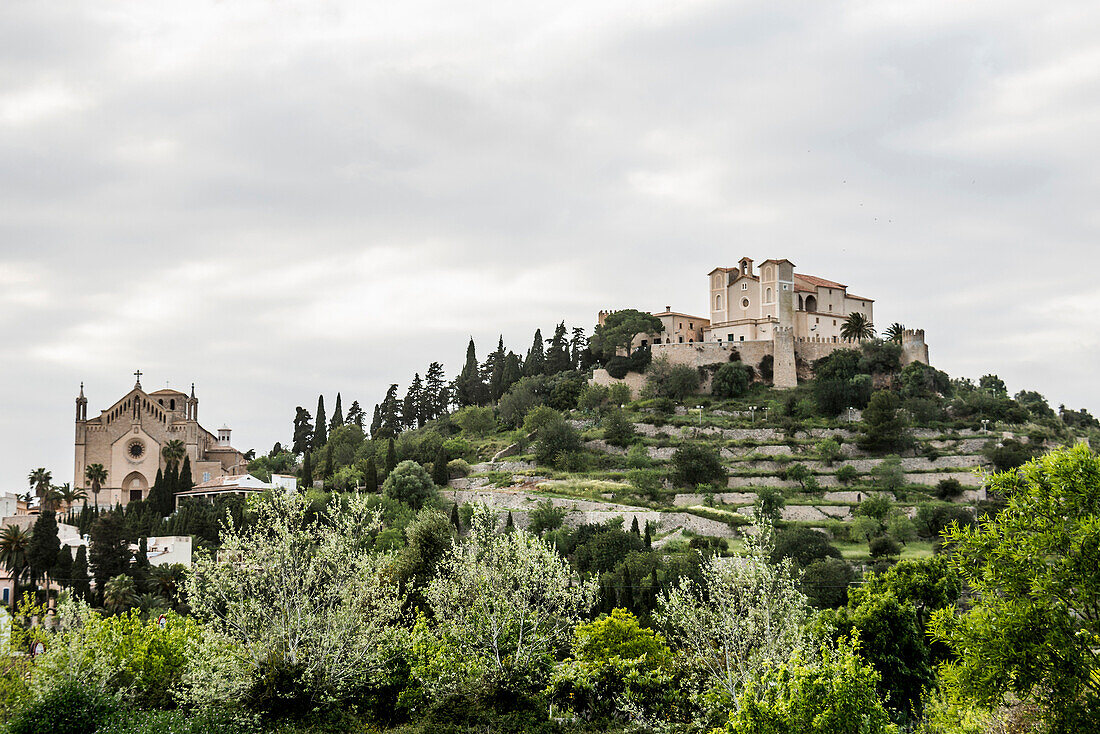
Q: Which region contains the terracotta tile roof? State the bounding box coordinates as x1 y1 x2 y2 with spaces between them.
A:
795 273 847 289
846 294 874 302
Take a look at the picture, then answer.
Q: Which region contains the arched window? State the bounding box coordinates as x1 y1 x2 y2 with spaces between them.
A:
170 399 175 410
715 294 722 310
765 287 772 302
805 295 817 312
764 266 773 280
798 295 804 310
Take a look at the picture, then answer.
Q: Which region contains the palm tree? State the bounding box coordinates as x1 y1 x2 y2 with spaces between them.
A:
103 574 138 615
840 312 875 342
58 483 87 512
85 464 108 507
161 440 186 469
884 322 905 343
136 593 169 620
40 485 65 513
146 563 187 609
0 525 32 610
27 468 51 499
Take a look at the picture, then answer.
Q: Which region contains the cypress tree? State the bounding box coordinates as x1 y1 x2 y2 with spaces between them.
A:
301 452 313 489
620 563 635 612
455 339 486 406
386 438 397 476
53 546 73 589
28 510 60 587
363 456 378 492
504 511 515 533
487 336 507 401
133 537 151 587
450 502 461 532
432 444 449 487
314 395 327 449
178 455 193 496
322 446 334 480
330 393 344 430
370 404 382 438
630 515 640 536
500 352 522 396
524 329 546 376
89 512 131 607
72 546 91 602
644 521 652 549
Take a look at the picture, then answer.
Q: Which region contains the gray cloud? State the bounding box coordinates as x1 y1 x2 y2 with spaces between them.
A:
2 0 1098 489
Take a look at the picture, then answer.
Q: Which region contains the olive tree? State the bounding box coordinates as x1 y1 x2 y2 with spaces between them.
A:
656 525 810 712
426 505 597 681
186 491 403 704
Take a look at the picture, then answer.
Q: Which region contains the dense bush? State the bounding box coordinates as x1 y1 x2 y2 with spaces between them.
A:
534 419 583 467
670 444 726 488
7 683 117 734
383 460 439 510
601 409 636 447
935 477 963 499
801 557 857 609
711 362 753 399
771 527 842 568
643 356 700 400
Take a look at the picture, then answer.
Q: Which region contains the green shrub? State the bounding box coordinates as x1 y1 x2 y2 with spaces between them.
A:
712 362 753 399
96 708 261 734
453 406 497 437
816 438 842 466
869 534 902 558
446 459 471 479
670 444 725 488
534 420 582 467
835 464 859 485
625 443 652 469
382 460 438 510
523 406 562 436
935 477 963 499
643 356 700 400
601 409 636 447
627 469 663 500
6 684 117 734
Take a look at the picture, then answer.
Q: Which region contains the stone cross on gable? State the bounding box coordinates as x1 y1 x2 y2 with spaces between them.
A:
134 369 142 388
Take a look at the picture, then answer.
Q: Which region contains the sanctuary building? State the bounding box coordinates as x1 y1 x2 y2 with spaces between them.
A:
74 373 246 506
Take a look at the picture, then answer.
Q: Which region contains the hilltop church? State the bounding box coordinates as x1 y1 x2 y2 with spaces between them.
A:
74 372 246 506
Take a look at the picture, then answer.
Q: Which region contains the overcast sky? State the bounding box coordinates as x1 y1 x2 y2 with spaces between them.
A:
2 1 1098 491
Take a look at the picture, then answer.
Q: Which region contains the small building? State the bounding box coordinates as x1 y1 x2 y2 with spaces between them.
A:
140 536 193 567
174 473 273 507
271 474 298 493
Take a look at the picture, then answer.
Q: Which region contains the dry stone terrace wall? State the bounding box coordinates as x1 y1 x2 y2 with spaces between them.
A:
442 487 736 537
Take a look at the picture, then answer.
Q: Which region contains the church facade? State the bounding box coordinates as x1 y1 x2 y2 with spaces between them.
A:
74 373 246 506
704 257 874 343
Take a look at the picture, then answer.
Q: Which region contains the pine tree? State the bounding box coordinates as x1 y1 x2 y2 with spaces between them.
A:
292 407 314 455
546 322 571 374
570 327 588 369
314 395 327 449
71 545 91 601
524 329 546 376
432 444 449 487
330 393 344 430
386 438 397 476
487 336 507 401
403 375 423 429
363 457 378 492
346 400 365 429
455 339 487 406
425 362 448 420
450 502 461 532
301 452 313 489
